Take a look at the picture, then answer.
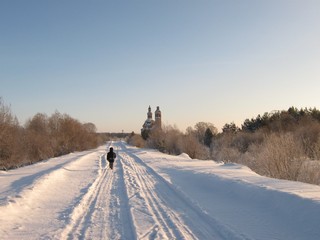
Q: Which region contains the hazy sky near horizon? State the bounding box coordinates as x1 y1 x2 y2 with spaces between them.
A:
1 1 320 133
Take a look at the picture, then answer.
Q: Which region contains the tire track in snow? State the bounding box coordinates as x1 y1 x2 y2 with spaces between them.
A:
119 143 253 240
120 151 197 239
0 149 105 240
59 154 114 239
110 155 137 240
58 147 136 240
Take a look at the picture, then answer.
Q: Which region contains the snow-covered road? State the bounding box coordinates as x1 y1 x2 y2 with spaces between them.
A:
1 141 320 240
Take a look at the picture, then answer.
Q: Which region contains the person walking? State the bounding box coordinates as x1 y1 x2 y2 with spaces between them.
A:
107 147 116 170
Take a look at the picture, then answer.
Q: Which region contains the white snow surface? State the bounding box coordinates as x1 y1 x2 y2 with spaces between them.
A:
1 141 320 240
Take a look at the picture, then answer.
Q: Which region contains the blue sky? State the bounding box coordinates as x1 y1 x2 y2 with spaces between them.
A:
1 1 320 133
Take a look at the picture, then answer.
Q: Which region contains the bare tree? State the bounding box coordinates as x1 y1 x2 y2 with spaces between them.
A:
0 98 24 169
194 122 217 144
25 113 53 162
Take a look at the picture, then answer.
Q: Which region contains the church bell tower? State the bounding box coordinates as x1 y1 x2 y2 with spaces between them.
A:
155 106 161 129
147 105 152 120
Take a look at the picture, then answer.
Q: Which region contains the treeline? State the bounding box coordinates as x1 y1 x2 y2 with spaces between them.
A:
99 132 132 140
128 122 218 159
128 107 320 185
0 98 103 170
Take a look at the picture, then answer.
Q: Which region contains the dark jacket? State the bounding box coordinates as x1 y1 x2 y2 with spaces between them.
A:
107 149 116 162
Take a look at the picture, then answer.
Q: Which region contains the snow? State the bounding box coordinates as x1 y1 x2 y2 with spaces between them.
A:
1 141 320 239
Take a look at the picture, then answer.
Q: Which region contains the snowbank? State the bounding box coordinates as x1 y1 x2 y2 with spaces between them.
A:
1 142 320 240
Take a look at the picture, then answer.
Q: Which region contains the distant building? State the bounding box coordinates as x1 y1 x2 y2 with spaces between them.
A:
154 106 161 128
141 106 162 139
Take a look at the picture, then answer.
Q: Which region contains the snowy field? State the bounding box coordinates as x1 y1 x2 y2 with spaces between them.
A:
1 141 320 240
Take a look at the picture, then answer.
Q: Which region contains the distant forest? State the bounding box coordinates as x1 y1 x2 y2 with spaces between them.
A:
2 96 320 185
128 106 320 185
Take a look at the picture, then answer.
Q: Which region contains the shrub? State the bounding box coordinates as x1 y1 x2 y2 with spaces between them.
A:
297 160 320 185
127 133 145 148
163 125 183 155
253 133 306 181
180 134 209 159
